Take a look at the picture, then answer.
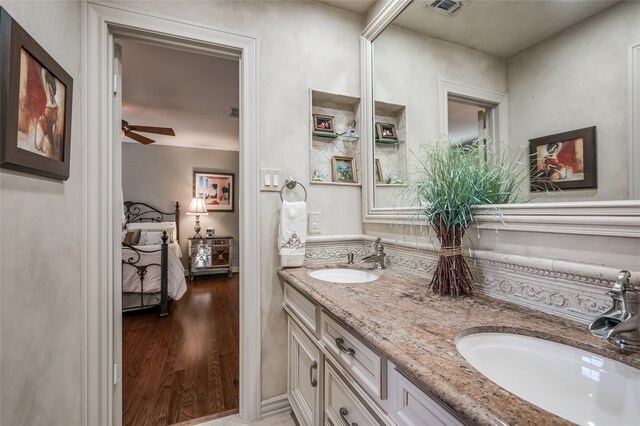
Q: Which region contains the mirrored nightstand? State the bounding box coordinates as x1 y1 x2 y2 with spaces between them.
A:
187 236 235 280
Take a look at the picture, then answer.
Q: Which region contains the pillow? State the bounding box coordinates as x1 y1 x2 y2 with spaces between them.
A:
138 231 166 246
126 222 176 242
122 229 141 245
121 230 127 243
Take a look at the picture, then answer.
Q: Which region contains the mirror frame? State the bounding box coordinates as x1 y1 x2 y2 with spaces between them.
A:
361 0 640 238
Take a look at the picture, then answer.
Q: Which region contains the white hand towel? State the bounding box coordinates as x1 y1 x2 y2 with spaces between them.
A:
279 201 307 267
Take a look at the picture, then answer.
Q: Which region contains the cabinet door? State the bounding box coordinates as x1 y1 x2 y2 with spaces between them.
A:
288 318 321 426
211 244 230 267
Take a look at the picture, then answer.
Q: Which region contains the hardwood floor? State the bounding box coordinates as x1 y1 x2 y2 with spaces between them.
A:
122 274 239 426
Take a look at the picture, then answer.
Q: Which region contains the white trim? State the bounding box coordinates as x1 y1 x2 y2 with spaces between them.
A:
438 80 508 152
260 394 291 418
84 2 261 425
630 42 640 200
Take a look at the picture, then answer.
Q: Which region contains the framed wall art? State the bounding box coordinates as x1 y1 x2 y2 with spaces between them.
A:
331 156 357 183
0 7 73 180
375 158 383 183
375 122 398 141
193 171 235 212
312 114 335 134
529 126 597 191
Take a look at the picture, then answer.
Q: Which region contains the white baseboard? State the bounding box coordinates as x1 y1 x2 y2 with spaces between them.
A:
260 394 290 418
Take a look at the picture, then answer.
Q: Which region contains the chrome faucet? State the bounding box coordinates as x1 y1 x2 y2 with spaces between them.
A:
589 270 640 351
361 237 386 269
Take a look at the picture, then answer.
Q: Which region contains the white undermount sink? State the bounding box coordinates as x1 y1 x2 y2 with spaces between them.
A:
456 333 640 426
307 268 379 284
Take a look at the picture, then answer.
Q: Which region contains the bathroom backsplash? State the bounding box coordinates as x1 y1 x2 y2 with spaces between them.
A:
305 236 635 324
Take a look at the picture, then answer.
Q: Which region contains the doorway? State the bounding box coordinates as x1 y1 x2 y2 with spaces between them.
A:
84 3 261 425
117 37 241 425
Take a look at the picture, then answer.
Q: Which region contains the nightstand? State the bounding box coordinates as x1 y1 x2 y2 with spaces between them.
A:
188 236 234 280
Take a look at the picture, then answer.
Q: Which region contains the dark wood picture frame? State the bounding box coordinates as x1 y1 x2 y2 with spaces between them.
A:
0 7 73 180
193 171 235 212
375 122 398 141
529 126 597 191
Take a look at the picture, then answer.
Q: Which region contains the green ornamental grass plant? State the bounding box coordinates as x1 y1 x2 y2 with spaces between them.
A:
410 140 529 297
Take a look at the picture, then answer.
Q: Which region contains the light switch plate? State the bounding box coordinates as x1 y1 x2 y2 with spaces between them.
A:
308 212 321 234
260 168 280 192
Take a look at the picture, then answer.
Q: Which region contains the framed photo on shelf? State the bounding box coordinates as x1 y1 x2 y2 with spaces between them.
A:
375 122 398 141
529 126 596 191
375 159 383 183
0 7 74 180
193 171 235 212
312 114 335 134
331 156 357 183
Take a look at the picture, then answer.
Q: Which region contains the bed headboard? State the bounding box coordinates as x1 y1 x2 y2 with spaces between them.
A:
124 201 180 241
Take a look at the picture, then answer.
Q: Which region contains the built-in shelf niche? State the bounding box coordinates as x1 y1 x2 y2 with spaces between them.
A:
374 100 407 188
309 89 361 186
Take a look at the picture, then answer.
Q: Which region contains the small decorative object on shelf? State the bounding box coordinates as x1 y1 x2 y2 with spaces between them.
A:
312 114 335 134
375 122 398 141
386 174 403 185
331 156 357 183
206 227 215 237
312 170 328 182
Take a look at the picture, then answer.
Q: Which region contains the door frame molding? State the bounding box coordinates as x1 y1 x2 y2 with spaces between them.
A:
83 2 261 424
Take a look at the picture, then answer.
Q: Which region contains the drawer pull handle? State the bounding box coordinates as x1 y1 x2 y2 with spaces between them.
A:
218 255 224 260
339 407 358 426
310 360 318 387
335 337 355 356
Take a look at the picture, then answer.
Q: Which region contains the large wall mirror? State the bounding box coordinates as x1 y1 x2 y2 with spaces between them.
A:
364 0 640 219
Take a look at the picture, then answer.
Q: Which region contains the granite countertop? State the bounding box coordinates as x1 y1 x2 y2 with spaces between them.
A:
278 264 640 426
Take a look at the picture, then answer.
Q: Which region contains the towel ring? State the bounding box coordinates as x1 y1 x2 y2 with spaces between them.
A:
280 177 308 202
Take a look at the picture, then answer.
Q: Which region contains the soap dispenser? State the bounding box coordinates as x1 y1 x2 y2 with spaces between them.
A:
589 270 636 338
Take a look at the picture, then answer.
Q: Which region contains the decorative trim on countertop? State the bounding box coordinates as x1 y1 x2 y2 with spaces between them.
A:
305 235 638 324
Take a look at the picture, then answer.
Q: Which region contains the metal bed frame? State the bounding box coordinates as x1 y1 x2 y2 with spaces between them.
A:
122 201 180 317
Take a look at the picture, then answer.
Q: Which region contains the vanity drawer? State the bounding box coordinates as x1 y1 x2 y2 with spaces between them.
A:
320 311 384 401
284 282 318 335
389 362 464 426
324 361 384 426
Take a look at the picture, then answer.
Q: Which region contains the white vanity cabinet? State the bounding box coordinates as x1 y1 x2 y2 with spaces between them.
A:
283 281 466 426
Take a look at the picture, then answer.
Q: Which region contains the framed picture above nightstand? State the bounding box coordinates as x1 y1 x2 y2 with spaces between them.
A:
188 236 235 280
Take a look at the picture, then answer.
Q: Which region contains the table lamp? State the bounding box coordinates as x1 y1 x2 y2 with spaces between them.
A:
186 198 208 238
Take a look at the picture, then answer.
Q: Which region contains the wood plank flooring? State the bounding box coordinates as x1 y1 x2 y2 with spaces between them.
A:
123 275 239 426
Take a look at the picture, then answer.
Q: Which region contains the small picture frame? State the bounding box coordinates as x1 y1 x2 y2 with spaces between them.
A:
331 156 357 183
193 171 235 212
529 126 597 191
375 159 383 183
313 114 335 134
0 8 74 180
375 122 398 141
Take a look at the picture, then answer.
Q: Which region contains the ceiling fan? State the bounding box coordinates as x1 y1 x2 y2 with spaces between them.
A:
121 120 175 145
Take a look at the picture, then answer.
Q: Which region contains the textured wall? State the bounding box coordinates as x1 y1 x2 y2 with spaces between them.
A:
106 0 365 400
122 143 240 268
507 1 640 202
0 1 82 425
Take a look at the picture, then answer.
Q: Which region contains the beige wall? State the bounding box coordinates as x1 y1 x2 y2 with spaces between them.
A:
0 1 82 425
122 143 240 268
106 0 365 400
507 1 640 202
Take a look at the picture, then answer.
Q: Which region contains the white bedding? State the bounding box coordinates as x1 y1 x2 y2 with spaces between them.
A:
122 241 187 300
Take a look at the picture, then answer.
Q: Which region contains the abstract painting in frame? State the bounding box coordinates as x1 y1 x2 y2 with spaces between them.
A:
193 171 235 212
529 126 596 191
0 8 73 180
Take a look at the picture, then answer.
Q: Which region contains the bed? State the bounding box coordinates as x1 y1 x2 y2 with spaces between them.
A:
122 201 187 316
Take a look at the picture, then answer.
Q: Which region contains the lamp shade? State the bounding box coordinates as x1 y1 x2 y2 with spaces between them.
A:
187 198 209 215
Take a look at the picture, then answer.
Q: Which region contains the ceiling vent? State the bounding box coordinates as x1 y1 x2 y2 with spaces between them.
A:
227 107 239 118
429 0 463 14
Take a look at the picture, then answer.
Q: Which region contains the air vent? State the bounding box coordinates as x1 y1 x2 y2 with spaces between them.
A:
227 107 239 118
430 0 463 14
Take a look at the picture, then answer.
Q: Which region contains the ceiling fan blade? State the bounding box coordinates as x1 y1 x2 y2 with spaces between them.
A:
124 131 155 145
127 125 175 136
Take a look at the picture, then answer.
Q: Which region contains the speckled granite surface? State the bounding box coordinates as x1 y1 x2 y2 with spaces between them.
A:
278 264 640 426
